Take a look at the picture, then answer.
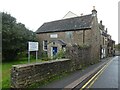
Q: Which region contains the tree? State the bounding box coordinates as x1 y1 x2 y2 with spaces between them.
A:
2 12 37 61
115 43 120 51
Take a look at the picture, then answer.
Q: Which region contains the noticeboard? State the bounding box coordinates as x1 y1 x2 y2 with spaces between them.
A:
28 42 38 51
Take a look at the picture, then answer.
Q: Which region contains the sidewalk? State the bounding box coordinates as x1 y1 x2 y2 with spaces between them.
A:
40 57 114 88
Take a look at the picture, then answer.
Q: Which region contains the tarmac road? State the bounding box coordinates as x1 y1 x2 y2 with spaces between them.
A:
89 56 119 89
41 57 115 89
40 56 119 89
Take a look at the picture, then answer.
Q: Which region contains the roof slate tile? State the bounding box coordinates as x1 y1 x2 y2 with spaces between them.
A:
36 14 93 33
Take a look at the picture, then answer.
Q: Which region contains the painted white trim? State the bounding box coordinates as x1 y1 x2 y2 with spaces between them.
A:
43 40 47 51
51 47 53 57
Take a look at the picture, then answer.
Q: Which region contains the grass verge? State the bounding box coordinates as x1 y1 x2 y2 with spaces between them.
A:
2 58 42 88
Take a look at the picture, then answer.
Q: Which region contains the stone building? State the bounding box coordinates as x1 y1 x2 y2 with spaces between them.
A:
99 20 115 58
36 7 101 61
107 36 115 56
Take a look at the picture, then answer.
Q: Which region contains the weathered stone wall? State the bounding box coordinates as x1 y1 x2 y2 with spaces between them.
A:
66 45 91 70
36 29 90 58
84 30 92 45
36 30 85 47
90 14 101 63
11 59 72 88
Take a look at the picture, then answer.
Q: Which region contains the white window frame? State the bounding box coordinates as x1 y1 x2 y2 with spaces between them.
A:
50 34 58 38
43 40 47 51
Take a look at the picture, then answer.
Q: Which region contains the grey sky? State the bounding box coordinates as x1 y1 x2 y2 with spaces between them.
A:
0 0 119 43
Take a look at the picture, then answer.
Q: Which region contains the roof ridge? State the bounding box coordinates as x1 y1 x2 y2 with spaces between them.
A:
44 14 92 24
36 14 93 33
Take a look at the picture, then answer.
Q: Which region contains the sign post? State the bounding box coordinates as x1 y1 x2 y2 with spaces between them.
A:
28 51 30 63
28 42 38 63
36 51 38 62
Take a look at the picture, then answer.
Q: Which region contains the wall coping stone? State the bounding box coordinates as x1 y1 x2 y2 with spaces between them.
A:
12 59 70 68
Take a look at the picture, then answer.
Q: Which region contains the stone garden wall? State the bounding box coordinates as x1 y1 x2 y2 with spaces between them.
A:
11 59 72 88
11 45 92 88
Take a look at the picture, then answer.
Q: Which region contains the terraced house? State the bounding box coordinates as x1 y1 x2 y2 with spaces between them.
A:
99 20 115 58
36 7 102 61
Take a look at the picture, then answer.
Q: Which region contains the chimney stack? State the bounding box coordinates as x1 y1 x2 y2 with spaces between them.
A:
92 6 97 16
106 28 108 33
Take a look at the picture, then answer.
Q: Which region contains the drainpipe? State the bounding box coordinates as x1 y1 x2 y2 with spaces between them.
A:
83 30 85 44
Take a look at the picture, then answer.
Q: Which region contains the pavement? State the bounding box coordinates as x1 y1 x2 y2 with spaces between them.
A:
40 57 114 89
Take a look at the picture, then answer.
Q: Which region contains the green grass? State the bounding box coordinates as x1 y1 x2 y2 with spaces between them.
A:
1 58 43 88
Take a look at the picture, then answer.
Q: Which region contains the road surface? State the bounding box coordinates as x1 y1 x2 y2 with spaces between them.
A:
81 56 119 89
41 56 119 89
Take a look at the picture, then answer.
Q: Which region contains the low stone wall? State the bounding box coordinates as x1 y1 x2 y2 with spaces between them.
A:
11 45 94 88
11 59 71 88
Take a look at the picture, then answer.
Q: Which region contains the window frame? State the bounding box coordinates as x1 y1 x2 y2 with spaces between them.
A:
43 40 48 51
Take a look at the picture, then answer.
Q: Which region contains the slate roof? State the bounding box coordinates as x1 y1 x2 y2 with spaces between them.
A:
49 40 67 46
102 32 109 37
36 14 93 34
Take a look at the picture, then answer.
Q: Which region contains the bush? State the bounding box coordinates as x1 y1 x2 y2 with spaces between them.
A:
54 49 65 59
41 51 51 61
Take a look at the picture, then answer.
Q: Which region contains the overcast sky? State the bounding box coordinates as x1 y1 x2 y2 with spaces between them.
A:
0 0 119 44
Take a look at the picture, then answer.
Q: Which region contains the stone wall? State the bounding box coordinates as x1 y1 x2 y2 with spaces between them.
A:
66 45 91 70
11 46 93 88
36 29 90 58
11 59 72 88
90 14 101 63
36 30 84 47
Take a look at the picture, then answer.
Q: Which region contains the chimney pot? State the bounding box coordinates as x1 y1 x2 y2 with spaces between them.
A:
93 6 95 10
92 6 97 15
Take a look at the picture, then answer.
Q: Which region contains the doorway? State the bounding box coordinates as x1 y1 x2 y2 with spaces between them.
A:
52 47 57 56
